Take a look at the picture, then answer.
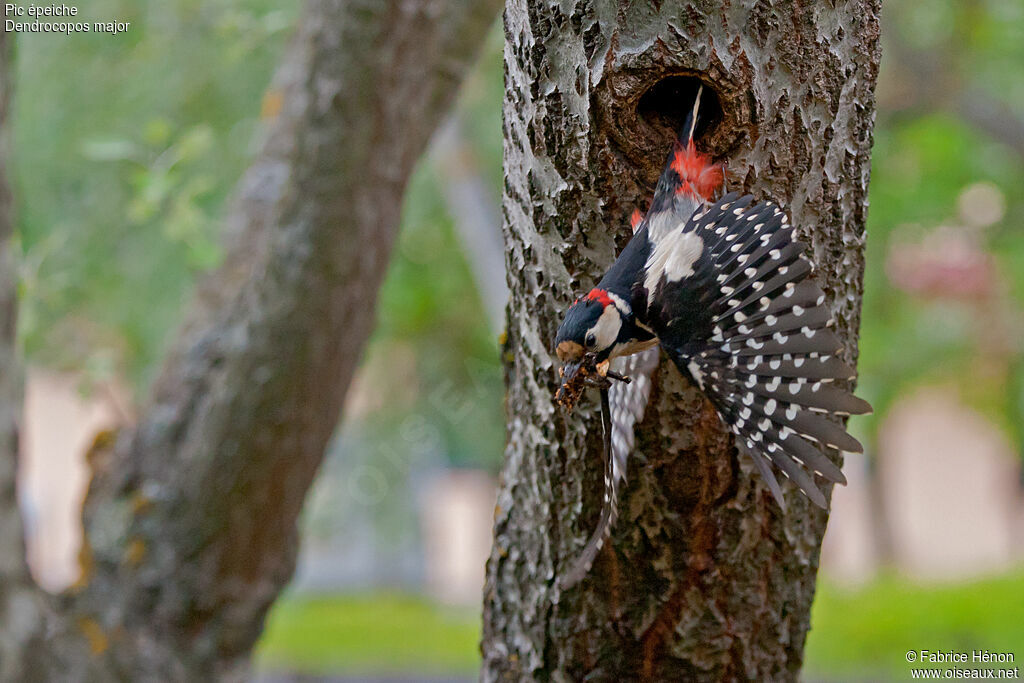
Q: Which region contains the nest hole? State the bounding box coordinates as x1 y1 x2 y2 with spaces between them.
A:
637 75 723 144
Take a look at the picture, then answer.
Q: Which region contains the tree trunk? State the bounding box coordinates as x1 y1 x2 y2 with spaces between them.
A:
0 1 498 680
483 1 879 680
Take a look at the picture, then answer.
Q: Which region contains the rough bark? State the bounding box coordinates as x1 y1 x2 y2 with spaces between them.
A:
0 0 499 680
483 1 880 680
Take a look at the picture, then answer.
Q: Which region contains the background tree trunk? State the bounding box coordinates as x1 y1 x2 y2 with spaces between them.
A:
483 1 879 680
0 26 53 683
0 0 499 680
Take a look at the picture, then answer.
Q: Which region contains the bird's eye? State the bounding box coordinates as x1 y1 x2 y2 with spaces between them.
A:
585 333 597 348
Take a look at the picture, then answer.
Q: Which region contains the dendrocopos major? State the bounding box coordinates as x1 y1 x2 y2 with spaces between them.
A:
553 85 871 588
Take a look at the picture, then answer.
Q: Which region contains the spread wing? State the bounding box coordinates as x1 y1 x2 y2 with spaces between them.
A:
647 193 871 509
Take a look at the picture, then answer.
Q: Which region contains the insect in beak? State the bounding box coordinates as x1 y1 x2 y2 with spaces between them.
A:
555 353 630 412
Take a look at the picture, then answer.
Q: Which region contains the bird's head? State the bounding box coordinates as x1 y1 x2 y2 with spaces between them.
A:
552 288 625 411
554 288 623 368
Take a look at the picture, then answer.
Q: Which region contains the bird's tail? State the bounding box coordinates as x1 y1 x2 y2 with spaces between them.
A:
681 83 706 149
651 84 724 208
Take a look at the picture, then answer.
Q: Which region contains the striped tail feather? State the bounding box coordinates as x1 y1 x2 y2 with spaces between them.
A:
673 194 871 509
559 347 659 590
558 388 618 590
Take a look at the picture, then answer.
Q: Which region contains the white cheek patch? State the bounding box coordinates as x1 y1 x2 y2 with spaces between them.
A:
588 305 621 352
644 228 703 305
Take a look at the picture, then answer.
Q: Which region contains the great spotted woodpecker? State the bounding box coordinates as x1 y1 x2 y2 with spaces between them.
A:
553 86 871 588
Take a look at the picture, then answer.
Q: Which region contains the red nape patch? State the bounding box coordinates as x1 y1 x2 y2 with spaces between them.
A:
670 142 724 200
630 209 644 231
585 288 613 307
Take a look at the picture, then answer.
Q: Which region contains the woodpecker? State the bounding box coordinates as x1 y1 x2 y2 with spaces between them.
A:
553 85 871 588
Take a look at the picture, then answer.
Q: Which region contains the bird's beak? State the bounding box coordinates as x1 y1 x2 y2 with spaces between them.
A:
560 358 584 382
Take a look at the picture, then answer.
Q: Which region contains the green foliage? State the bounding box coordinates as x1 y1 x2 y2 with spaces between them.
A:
853 0 1024 450
255 572 1024 678
345 22 507 472
12 1 296 389
805 571 1024 680
11 4 507 468
857 113 1024 448
256 592 480 676
367 159 505 470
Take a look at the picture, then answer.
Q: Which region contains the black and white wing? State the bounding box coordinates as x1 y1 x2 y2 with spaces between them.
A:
646 193 871 509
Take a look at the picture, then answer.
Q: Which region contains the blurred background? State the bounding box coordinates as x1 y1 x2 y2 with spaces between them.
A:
9 1 1023 681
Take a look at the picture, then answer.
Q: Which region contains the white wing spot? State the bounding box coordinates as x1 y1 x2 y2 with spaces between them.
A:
687 360 705 389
